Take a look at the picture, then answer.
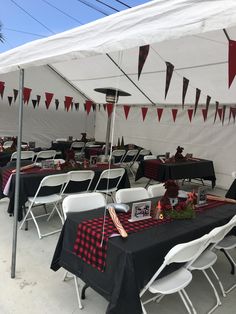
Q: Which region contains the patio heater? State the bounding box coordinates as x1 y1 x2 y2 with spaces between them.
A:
94 88 131 159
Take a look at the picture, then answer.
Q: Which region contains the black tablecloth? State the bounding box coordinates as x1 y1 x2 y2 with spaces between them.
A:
51 201 236 314
6 166 130 221
0 152 12 167
135 158 216 188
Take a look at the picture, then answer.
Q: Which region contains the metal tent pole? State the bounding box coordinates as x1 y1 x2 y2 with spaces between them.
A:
11 68 24 278
104 113 112 158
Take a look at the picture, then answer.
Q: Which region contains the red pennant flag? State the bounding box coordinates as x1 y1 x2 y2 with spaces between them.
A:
194 88 201 116
106 103 113 117
13 89 18 102
55 99 59 110
187 109 194 122
157 108 164 122
74 102 79 111
228 40 236 88
23 87 32 104
138 45 150 80
123 105 131 120
85 100 93 114
45 92 54 109
182 77 189 108
217 108 223 121
64 96 73 112
214 101 219 123
32 99 37 108
8 96 13 106
230 107 236 123
202 109 208 121
171 109 178 122
36 95 41 105
141 107 148 121
222 105 226 125
0 81 5 98
165 62 174 99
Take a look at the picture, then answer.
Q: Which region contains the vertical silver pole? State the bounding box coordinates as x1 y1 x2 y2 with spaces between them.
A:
11 68 24 278
104 113 112 158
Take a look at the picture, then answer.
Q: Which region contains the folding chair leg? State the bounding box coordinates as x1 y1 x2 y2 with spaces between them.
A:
19 205 43 238
73 275 83 309
202 270 221 314
178 290 192 314
210 266 226 297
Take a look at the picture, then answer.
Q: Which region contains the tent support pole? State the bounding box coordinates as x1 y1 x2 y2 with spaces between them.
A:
11 68 24 279
104 113 112 158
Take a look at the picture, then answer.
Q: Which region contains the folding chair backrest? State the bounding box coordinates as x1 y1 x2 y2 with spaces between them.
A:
35 150 56 162
121 149 139 163
40 173 69 188
135 149 151 162
115 187 149 203
11 151 35 161
62 192 106 218
112 150 126 157
208 214 236 246
94 168 125 191
70 142 85 150
144 155 156 160
63 170 95 193
147 183 165 197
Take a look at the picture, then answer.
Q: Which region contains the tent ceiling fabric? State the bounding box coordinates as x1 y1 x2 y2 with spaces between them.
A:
0 0 236 105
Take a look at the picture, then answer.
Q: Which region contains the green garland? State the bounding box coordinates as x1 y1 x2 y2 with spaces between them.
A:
164 202 196 220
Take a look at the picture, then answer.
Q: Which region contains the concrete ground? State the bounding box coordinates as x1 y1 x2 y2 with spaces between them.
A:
0 175 236 314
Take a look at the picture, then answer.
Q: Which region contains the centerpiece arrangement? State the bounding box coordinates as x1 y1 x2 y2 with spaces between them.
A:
153 180 196 220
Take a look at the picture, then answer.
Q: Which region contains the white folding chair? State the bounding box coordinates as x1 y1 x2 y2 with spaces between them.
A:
93 168 125 200
134 149 151 163
144 155 157 160
35 150 57 162
115 187 149 203
62 170 95 195
70 142 85 160
187 216 236 314
120 149 139 177
19 173 69 239
10 150 35 161
3 140 13 149
55 138 67 142
111 149 126 164
140 233 210 314
147 183 166 198
62 192 106 310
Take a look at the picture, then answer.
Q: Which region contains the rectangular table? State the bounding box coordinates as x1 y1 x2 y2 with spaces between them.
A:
5 165 130 221
135 158 216 188
51 200 236 314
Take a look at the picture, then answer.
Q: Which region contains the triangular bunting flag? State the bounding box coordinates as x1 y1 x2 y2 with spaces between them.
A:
157 108 163 122
85 100 93 114
165 62 174 99
71 102 74 110
228 40 236 88
8 96 13 106
194 88 201 116
217 108 223 121
214 101 219 123
141 107 148 121
64 96 73 112
74 102 79 111
0 81 5 98
32 99 37 108
13 89 18 102
117 138 120 147
187 109 194 122
36 95 41 105
171 109 178 122
202 109 208 122
55 99 59 110
103 104 106 111
45 92 54 109
92 103 96 111
123 105 131 120
106 103 113 117
23 87 32 104
222 105 226 125
182 77 189 108
206 95 211 111
138 45 150 80
231 107 236 124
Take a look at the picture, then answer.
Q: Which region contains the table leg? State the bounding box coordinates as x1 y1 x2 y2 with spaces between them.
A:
81 284 89 299
221 249 235 275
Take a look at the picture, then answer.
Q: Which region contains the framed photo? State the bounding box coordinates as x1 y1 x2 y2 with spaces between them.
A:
90 155 97 166
185 153 193 159
129 201 152 222
197 187 208 206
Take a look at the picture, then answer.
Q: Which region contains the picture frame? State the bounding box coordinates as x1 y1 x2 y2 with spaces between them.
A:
197 187 208 206
129 201 152 222
90 155 97 166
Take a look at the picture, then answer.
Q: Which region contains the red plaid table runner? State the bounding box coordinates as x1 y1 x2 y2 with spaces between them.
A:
73 213 172 272
144 159 162 180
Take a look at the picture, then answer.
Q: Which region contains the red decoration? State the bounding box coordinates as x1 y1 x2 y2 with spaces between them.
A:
182 77 189 108
228 40 236 88
85 100 93 114
194 88 201 116
138 45 150 80
0 81 5 99
202 109 208 122
157 108 164 122
106 103 113 117
141 107 148 121
23 87 32 104
217 108 223 121
229 107 236 123
187 109 194 122
123 105 131 120
165 62 174 99
171 109 178 122
45 92 54 109
64 96 73 112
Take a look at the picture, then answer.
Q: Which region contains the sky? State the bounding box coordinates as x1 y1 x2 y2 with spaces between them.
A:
0 0 151 53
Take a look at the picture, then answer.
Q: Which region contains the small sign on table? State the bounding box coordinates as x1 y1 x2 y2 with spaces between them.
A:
129 201 152 222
